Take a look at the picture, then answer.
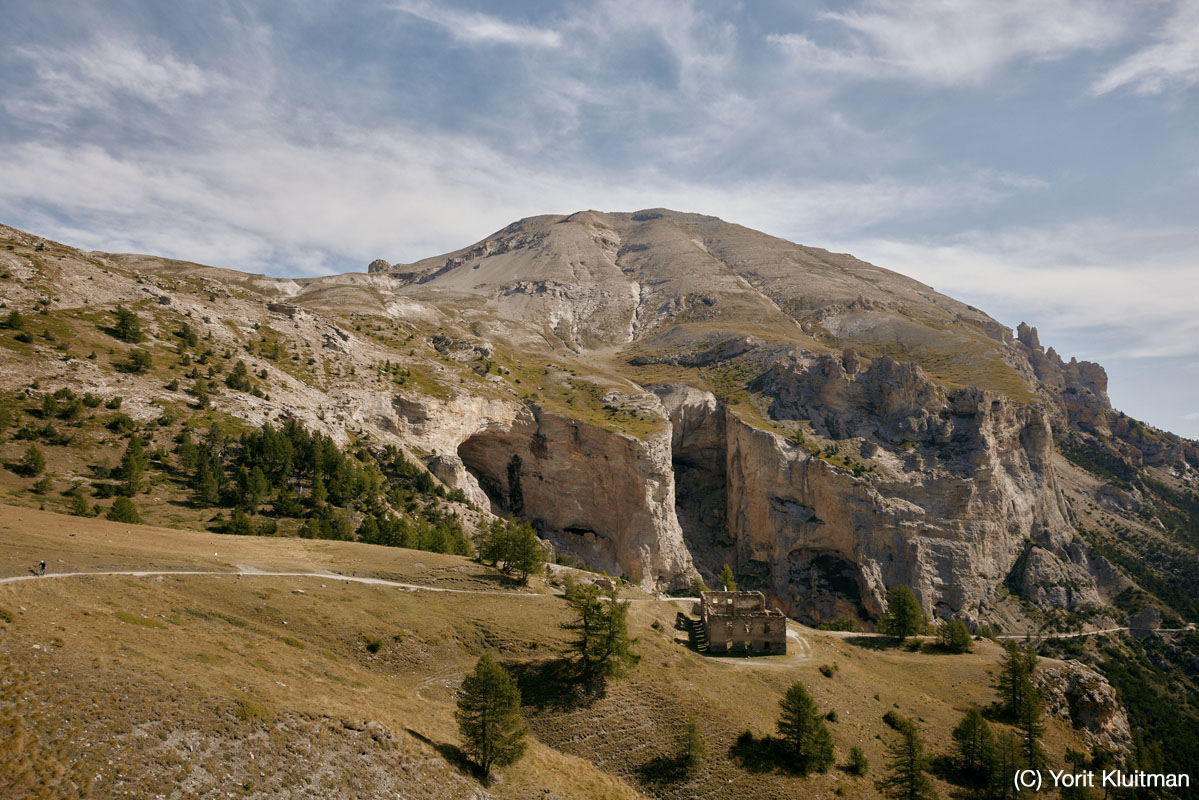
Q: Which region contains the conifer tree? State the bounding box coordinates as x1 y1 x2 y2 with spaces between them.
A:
106 496 141 523
564 580 639 679
938 618 973 653
507 522 545 584
776 681 835 774
118 436 148 495
19 444 45 477
952 707 995 781
1015 675 1045 769
876 718 938 800
679 716 706 776
454 653 527 776
719 563 737 591
995 641 1038 718
112 305 143 342
879 585 928 641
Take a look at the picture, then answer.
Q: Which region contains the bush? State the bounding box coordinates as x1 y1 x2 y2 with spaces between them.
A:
17 444 46 477
847 746 869 776
105 496 141 523
883 710 907 730
115 348 152 374
938 619 973 653
817 616 860 632
819 663 838 678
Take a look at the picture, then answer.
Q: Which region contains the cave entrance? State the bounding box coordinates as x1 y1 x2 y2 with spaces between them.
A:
667 404 731 583
457 431 523 516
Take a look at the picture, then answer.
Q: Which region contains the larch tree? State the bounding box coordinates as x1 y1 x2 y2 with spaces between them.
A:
454 653 527 776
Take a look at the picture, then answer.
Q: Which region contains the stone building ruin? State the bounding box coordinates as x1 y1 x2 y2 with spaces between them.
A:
696 590 787 655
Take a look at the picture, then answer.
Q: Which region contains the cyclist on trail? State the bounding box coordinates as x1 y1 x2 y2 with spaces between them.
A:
39 560 46 576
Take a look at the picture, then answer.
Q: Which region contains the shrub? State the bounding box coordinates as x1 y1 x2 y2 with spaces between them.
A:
883 710 907 730
820 663 837 678
938 619 973 653
18 444 46 477
847 746 869 776
105 496 141 523
115 348 152 374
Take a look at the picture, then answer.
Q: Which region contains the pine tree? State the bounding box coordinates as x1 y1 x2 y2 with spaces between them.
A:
995 641 1037 718
454 653 527 776
938 618 973 653
679 716 706 776
194 457 221 506
507 522 545 584
563 580 639 679
118 436 148 495
193 379 210 409
68 492 94 517
719 563 737 591
112 305 143 343
952 707 995 781
1015 675 1045 769
19 444 45 477
225 360 253 391
226 506 254 536
481 518 513 567
989 731 1022 800
879 585 928 641
876 719 938 800
776 681 835 774
106 496 141 523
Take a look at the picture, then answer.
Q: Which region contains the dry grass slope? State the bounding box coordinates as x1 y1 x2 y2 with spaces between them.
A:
1 504 1091 799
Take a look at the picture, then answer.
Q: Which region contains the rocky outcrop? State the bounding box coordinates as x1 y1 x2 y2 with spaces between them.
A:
647 353 1121 625
1038 661 1132 755
388 392 694 587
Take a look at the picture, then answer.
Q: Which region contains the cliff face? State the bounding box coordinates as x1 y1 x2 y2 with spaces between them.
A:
3 212 1193 627
653 348 1130 625
387 393 693 586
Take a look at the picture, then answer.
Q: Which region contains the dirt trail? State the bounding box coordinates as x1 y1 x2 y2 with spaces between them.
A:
1 568 815 668
0 568 558 597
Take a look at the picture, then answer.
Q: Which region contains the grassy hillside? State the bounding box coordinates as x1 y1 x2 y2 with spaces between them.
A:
1 505 1094 799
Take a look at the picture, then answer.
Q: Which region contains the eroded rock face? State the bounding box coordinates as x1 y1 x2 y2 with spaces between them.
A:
1038 661 1132 755
390 392 693 587
654 354 1115 625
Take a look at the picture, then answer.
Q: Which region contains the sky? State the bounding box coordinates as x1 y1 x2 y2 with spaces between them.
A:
0 0 1196 438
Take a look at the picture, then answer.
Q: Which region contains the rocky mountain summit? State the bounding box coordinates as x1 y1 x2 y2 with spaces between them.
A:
1 210 1195 632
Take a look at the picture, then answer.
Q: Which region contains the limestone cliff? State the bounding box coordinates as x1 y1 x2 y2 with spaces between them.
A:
2 211 1194 629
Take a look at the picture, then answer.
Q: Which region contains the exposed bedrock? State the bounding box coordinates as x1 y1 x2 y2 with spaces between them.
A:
658 353 1120 626
389 393 693 587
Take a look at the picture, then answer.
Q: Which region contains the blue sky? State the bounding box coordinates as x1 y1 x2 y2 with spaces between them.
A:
1 0 1196 437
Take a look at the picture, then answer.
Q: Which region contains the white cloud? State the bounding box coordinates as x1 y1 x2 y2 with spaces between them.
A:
0 124 1042 278
3 38 220 126
391 1 562 48
1092 1 1199 95
839 221 1199 360
773 0 1131 86
1185 412 1199 421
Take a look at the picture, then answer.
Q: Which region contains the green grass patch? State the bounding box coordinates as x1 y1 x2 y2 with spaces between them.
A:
234 698 273 721
114 611 167 629
278 635 305 649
